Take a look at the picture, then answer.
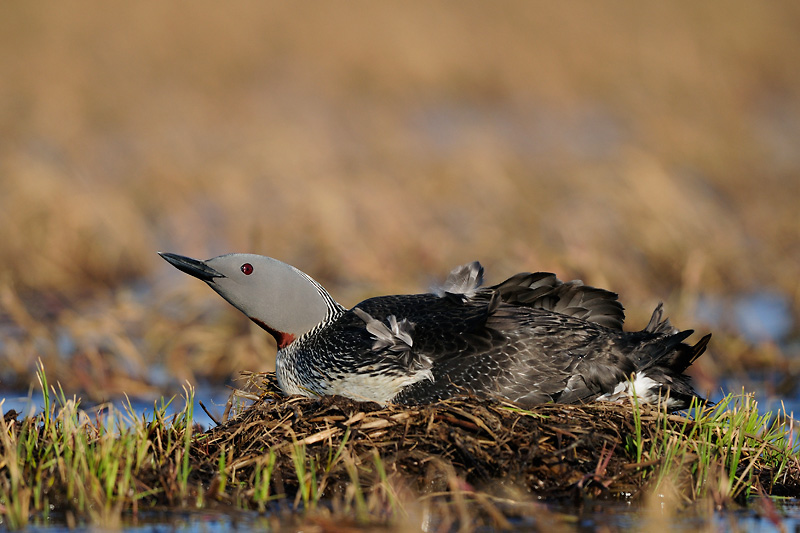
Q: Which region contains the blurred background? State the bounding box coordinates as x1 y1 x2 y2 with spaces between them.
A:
0 3 798 407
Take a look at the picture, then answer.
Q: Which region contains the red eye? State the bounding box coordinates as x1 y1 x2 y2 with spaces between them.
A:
241 263 253 275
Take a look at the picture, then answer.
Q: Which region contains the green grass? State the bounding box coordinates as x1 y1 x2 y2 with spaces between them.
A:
178 383 194 503
0 364 194 528
252 449 277 512
624 393 799 504
1 367 798 530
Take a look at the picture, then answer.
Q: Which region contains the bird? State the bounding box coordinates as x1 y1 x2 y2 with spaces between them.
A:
159 252 710 411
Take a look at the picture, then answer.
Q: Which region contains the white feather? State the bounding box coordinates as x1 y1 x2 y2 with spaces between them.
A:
596 372 660 404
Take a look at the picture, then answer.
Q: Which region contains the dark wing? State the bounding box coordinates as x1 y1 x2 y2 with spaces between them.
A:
351 293 634 406
332 271 705 409
488 272 626 330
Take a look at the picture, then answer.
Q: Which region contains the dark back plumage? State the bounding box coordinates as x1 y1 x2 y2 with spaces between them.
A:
282 265 709 410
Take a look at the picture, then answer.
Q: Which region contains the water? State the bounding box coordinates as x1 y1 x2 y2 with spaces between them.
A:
0 386 233 431
15 510 280 533
715 372 800 419
551 498 800 532
695 292 795 345
12 499 800 532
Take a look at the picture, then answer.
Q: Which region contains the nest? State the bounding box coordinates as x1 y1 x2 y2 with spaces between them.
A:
191 373 659 507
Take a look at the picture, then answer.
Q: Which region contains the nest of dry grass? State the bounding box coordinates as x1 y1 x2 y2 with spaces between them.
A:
203 393 635 497
187 373 799 516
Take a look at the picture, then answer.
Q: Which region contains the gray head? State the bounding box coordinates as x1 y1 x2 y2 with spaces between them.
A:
159 252 343 348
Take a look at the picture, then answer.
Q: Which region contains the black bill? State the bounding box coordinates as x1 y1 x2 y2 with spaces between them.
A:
158 252 225 282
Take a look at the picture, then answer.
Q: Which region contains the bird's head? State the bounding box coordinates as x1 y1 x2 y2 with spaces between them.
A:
159 252 341 348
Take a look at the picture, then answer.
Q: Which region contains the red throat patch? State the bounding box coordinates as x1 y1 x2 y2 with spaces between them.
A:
249 317 296 349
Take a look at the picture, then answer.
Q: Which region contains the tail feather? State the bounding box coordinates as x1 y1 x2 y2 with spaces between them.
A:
666 332 711 373
644 303 677 335
638 331 711 410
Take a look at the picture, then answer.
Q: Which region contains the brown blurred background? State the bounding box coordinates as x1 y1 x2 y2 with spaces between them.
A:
0 3 798 400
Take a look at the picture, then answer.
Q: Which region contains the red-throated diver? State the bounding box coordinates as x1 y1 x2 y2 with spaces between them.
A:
159 252 710 411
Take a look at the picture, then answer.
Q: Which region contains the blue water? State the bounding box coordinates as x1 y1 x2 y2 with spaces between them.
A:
714 373 800 419
21 510 280 533
695 292 795 345
0 386 233 430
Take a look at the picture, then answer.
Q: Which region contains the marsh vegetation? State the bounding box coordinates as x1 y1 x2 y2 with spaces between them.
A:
1 367 798 529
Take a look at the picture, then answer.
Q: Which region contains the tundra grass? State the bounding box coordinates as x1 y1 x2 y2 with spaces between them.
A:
1 367 798 530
